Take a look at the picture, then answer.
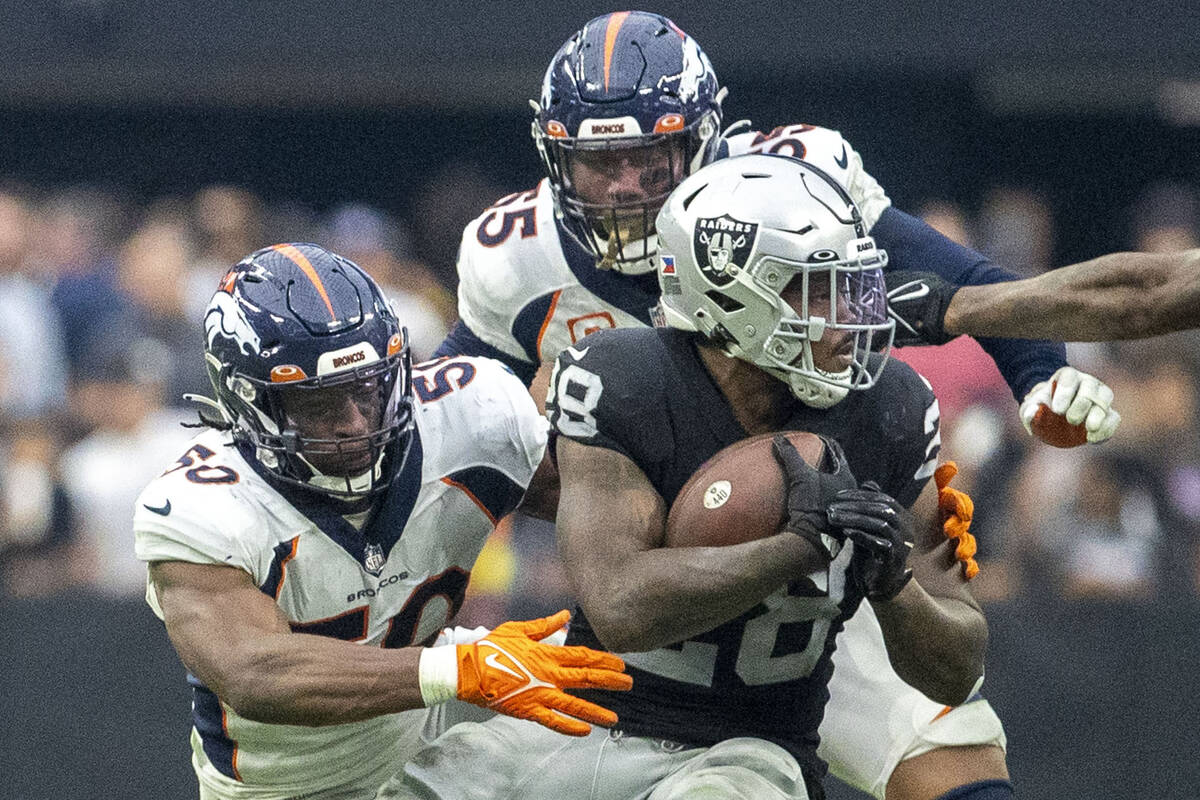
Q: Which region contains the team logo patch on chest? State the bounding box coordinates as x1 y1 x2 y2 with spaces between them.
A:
363 542 387 576
693 215 758 287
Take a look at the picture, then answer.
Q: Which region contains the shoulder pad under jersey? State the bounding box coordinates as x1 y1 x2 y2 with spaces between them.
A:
412 355 548 489
133 429 284 584
724 123 892 230
862 357 941 506
456 181 577 365
545 328 669 458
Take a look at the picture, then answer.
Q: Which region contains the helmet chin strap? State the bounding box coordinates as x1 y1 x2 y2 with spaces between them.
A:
751 339 853 409
596 231 658 275
303 453 384 498
784 367 852 409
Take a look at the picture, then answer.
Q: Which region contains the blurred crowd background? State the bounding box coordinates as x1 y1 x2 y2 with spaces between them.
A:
4 136 1199 613
2 2 1199 799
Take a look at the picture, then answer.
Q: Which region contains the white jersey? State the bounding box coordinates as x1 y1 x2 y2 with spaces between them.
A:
133 356 546 797
454 125 891 374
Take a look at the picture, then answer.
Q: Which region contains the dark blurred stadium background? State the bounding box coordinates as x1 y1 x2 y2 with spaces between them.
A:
2 3 1199 798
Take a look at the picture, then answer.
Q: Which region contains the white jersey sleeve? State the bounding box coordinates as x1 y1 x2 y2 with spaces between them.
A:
413 354 548 498
134 432 265 570
454 181 583 370
132 430 281 618
725 123 892 230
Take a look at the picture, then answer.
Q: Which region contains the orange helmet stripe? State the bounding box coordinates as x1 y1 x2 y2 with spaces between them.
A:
271 243 336 320
603 11 632 91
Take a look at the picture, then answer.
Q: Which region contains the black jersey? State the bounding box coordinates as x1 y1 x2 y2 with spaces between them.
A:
545 326 940 784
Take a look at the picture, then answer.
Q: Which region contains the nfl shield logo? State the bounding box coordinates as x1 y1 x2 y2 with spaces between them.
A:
692 215 758 287
363 543 386 576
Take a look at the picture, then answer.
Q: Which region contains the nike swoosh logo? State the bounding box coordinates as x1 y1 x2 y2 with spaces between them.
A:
484 651 525 682
834 144 849 170
888 282 930 302
143 499 172 516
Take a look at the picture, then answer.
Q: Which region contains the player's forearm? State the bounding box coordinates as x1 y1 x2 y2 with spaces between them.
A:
212 635 426 726
870 581 987 706
580 533 822 653
945 250 1200 341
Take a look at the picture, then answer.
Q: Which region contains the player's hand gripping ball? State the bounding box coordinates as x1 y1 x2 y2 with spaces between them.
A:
1019 366 1121 447
827 482 916 601
665 431 854 560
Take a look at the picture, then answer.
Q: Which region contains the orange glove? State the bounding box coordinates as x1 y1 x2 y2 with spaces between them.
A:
934 462 979 580
418 610 633 736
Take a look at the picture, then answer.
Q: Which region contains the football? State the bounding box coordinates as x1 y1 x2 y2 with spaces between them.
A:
665 431 827 548
1030 404 1088 448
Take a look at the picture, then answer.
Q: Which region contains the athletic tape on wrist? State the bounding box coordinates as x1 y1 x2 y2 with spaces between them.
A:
418 644 459 706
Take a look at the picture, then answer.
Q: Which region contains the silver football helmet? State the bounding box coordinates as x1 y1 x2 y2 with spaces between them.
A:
655 154 894 408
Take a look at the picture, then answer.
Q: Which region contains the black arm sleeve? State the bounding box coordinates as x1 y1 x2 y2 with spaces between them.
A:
871 206 1067 400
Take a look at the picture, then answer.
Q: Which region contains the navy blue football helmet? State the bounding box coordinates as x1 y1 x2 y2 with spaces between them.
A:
533 11 724 273
202 243 413 500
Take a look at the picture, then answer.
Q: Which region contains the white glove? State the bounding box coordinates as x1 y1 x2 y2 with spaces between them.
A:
432 624 568 647
1019 366 1121 445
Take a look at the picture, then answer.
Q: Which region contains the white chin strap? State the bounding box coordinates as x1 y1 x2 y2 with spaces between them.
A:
748 335 853 409
596 230 658 275
785 368 852 409
730 339 853 409
607 253 657 275
301 452 385 497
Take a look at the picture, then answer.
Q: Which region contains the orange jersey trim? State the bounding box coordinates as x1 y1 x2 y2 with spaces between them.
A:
274 536 300 600
221 705 243 781
441 476 499 526
535 289 563 359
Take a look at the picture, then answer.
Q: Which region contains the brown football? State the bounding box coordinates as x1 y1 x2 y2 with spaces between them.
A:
665 431 827 548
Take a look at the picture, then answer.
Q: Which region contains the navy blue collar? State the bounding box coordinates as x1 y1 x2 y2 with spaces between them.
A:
237 430 424 570
557 220 661 325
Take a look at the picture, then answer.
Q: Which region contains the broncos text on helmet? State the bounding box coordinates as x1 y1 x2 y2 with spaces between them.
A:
201 243 414 501
532 10 724 274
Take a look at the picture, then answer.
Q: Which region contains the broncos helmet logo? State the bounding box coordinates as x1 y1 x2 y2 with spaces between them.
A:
205 291 262 357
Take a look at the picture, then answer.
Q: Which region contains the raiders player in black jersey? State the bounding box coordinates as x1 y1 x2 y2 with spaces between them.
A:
377 155 989 800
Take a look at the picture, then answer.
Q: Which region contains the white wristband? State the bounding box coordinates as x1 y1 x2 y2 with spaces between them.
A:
432 625 492 647
418 645 459 706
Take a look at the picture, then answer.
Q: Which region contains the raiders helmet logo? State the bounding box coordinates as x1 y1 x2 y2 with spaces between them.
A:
693 215 758 287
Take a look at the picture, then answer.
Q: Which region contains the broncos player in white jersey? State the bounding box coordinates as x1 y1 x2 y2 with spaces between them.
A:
133 243 631 800
432 11 1127 800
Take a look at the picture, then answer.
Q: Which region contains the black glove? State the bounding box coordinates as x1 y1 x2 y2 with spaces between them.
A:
885 270 961 347
771 435 857 561
827 481 914 601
